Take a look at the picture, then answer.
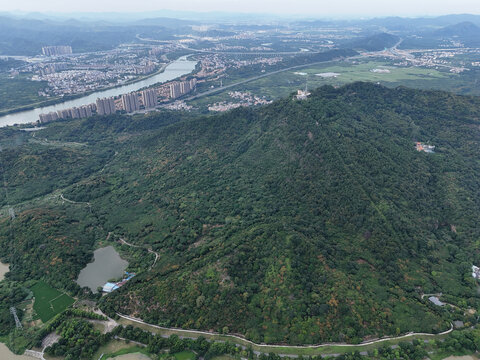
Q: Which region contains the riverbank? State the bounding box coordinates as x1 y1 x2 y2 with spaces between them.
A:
0 57 197 127
0 63 170 118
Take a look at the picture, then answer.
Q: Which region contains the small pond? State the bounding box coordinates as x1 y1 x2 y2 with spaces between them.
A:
76 246 128 293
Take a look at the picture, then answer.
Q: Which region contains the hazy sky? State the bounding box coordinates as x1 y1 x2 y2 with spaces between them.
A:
2 0 480 17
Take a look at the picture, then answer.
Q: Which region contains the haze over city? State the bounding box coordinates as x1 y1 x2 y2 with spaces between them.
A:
2 0 480 17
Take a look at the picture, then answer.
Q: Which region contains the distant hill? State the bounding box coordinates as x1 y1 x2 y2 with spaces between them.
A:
0 16 139 55
401 21 480 49
434 21 480 37
132 17 199 28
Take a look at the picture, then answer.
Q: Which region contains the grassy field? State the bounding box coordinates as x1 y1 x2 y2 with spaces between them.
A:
173 351 196 360
99 345 151 359
187 58 460 112
31 281 74 322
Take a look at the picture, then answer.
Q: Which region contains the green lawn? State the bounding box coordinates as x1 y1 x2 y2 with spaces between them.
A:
31 281 74 322
173 351 196 360
100 345 151 359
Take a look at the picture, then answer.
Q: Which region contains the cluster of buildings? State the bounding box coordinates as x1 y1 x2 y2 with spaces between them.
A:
207 91 272 112
231 56 283 69
135 61 157 75
169 78 197 99
163 100 193 111
208 102 245 112
25 47 162 97
38 63 69 76
39 88 161 122
42 45 73 56
39 104 96 123
32 69 138 97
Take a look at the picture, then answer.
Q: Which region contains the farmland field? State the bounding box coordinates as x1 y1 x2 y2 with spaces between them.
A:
31 281 74 322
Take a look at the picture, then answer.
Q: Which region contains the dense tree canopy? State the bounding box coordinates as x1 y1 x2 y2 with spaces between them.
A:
2 82 480 345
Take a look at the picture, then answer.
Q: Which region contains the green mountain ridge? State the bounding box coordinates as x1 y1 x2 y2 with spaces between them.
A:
2 83 480 345
96 83 480 344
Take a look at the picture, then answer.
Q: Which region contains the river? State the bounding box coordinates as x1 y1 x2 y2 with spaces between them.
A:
76 246 128 293
0 56 197 127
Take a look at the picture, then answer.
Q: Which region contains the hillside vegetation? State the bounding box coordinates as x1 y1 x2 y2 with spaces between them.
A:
2 83 480 345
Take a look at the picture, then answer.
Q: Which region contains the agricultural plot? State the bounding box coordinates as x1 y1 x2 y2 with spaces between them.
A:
31 281 74 322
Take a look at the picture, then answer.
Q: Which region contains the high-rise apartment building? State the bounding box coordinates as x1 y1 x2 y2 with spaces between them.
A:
121 93 140 113
169 83 182 99
41 46 73 56
169 79 197 99
141 89 157 109
96 97 116 115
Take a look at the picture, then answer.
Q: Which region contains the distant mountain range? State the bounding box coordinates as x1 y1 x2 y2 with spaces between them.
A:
1 12 480 55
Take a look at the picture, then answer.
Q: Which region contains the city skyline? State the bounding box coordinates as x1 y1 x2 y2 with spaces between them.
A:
2 0 480 17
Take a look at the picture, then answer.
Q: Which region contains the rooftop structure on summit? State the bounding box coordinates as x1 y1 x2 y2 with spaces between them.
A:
295 89 311 100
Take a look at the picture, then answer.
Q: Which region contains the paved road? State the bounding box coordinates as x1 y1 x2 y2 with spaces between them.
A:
117 313 453 355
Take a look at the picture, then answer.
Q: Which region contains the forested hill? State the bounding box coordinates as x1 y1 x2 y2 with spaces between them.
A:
97 83 480 344
3 83 480 345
